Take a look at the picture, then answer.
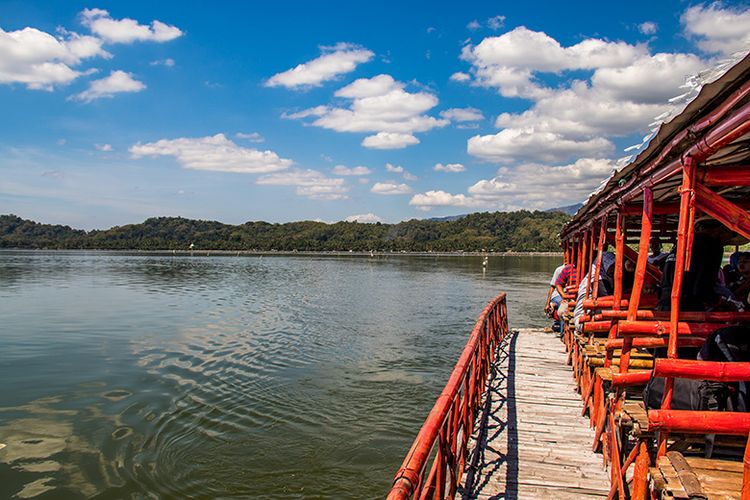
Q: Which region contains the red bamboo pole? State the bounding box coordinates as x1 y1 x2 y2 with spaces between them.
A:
701 165 750 185
632 439 650 500
599 310 750 322
695 183 750 241
654 359 750 381
660 158 697 457
605 337 705 350
593 218 607 300
617 320 721 337
622 187 653 374
649 410 750 435
606 213 624 368
611 371 652 387
586 227 596 300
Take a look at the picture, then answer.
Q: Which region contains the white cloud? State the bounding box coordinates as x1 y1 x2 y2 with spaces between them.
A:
0 26 109 89
411 158 615 211
487 16 506 30
450 72 471 82
410 190 475 211
95 143 113 151
331 165 371 175
335 73 399 98
682 3 750 56
286 74 447 148
468 128 613 163
235 132 264 142
265 43 373 89
257 168 348 200
467 20 482 31
71 70 145 102
362 132 420 149
150 58 175 67
385 162 418 180
80 8 182 44
129 133 293 174
344 213 383 223
461 26 647 98
434 163 465 172
459 23 713 165
440 107 484 122
638 22 658 35
371 182 412 195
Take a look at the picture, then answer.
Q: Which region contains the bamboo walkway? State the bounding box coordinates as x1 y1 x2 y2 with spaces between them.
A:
457 328 610 499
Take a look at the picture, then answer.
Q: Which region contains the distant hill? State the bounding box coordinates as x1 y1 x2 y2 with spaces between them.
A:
546 203 583 215
427 214 466 222
0 211 571 252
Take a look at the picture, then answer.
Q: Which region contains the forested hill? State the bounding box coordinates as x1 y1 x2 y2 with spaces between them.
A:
0 211 570 252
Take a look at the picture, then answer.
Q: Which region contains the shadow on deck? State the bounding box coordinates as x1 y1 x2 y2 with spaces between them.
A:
457 328 609 499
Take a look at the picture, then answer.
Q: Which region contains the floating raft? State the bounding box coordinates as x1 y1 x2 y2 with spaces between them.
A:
459 328 609 499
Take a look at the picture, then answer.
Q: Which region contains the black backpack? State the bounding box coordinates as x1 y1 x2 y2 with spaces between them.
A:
644 326 750 412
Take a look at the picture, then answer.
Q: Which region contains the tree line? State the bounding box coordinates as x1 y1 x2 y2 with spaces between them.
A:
0 211 570 252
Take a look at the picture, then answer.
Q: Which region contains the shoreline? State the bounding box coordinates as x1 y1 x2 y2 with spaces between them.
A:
0 248 563 257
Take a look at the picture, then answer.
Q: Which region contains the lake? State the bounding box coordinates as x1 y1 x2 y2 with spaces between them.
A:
0 251 559 499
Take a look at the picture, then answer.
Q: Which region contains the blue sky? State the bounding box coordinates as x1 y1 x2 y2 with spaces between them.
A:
1 1 750 229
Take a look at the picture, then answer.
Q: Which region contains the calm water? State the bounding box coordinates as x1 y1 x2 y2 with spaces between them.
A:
0 251 559 499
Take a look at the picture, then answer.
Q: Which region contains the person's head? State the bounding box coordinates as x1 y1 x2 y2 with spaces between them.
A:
650 236 661 256
738 253 750 276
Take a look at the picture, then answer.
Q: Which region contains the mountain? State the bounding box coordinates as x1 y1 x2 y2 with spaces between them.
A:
0 211 571 252
546 203 583 215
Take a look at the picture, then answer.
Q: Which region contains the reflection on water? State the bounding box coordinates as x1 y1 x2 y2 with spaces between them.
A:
0 250 559 498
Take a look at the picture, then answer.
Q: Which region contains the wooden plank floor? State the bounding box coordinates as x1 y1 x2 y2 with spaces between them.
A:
457 328 610 499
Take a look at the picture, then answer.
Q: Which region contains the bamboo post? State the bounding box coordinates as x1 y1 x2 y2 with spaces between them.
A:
658 155 696 457
620 187 653 374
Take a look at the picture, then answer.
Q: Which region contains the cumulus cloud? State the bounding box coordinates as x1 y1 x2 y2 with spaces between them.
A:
0 26 109 89
411 158 615 211
440 107 484 122
236 132 264 142
344 213 383 223
468 128 613 163
265 43 373 89
80 8 182 44
385 162 417 180
331 165 371 175
371 182 412 195
285 74 447 149
362 132 420 149
129 133 293 174
434 162 465 172
71 70 145 102
257 169 348 200
638 22 658 35
682 3 750 56
456 22 714 165
385 163 404 174
410 190 475 211
450 72 471 82
95 143 113 151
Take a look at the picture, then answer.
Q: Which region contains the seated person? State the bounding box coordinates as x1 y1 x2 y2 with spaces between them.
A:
573 251 615 330
647 236 669 269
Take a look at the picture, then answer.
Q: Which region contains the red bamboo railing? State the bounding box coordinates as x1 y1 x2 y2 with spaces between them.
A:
387 292 509 499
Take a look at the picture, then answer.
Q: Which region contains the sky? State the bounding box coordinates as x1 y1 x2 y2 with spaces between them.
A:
2 1 750 229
